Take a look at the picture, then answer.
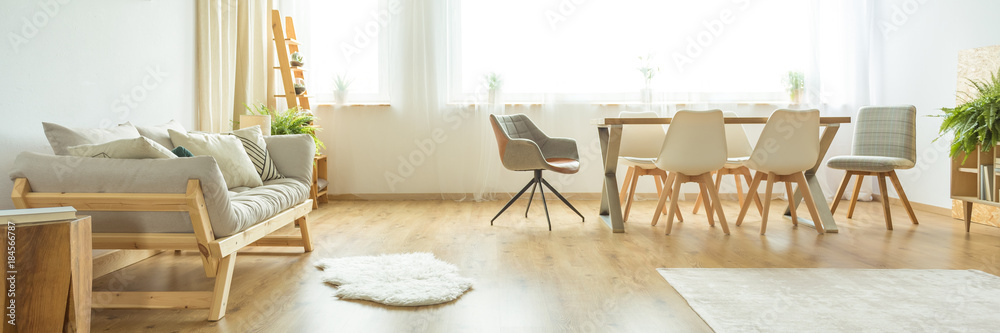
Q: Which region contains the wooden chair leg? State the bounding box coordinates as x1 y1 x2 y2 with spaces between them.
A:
877 173 893 230
887 170 918 225
846 174 865 219
830 172 852 214
734 173 745 211
741 168 764 216
698 181 715 227
665 174 684 235
652 173 675 227
794 172 825 234
208 253 237 321
760 173 775 235
620 166 634 205
703 173 730 235
785 181 798 225
623 170 640 222
737 171 764 226
297 216 313 252
692 171 718 214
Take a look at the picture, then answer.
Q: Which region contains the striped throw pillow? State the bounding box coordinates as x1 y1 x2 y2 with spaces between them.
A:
231 126 283 182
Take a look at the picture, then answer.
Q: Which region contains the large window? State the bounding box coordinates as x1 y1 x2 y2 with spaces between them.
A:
297 0 390 103
450 0 811 103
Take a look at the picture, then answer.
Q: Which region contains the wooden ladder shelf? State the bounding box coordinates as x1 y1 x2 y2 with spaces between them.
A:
271 10 310 110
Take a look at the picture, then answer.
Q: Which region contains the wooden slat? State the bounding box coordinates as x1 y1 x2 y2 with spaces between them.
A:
593 116 852 126
213 200 313 257
92 233 200 250
248 235 305 247
92 292 213 309
93 250 164 278
20 192 189 211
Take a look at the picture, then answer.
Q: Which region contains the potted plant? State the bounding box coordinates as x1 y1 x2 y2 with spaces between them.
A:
333 74 353 105
484 72 503 105
246 103 325 154
294 78 307 95
937 67 1000 160
637 55 659 103
290 52 304 67
783 71 805 103
239 104 272 135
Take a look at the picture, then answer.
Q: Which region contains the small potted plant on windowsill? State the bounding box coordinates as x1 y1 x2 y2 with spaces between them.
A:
637 55 659 104
290 52 304 67
783 71 805 104
484 72 502 105
333 74 352 106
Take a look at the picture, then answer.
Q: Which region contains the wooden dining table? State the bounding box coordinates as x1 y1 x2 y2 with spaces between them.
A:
593 116 852 234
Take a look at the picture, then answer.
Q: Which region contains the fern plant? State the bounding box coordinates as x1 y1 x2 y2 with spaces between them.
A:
245 103 325 153
936 67 1000 159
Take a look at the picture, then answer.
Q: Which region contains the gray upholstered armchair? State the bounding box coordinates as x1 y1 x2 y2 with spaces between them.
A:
489 114 585 230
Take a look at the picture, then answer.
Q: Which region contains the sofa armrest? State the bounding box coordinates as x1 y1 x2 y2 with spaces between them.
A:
264 134 315 185
8 152 237 236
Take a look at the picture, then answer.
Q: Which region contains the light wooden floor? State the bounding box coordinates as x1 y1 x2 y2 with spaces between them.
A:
91 198 1000 332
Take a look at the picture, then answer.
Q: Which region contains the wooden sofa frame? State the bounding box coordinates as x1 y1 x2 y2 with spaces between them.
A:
11 178 314 321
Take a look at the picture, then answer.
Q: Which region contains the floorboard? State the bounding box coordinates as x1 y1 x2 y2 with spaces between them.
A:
91 198 1000 332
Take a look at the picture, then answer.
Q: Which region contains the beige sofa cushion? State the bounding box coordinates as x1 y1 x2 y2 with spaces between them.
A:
128 120 186 149
67 137 176 159
169 129 263 189
43 122 141 155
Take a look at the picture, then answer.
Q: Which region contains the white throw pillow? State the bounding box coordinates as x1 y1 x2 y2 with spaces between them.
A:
43 122 141 155
168 129 264 188
126 120 187 150
67 137 177 159
231 126 283 182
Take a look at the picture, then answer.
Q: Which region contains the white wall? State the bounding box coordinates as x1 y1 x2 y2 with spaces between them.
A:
0 0 197 209
871 0 1000 208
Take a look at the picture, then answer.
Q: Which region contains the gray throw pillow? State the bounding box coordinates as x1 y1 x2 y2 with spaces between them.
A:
127 120 187 150
43 122 141 155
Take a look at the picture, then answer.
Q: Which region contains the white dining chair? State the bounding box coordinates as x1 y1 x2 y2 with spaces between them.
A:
735 109 825 235
651 110 730 235
617 111 683 223
692 111 764 217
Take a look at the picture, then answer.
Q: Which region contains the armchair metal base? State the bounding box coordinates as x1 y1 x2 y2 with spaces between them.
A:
491 169 585 230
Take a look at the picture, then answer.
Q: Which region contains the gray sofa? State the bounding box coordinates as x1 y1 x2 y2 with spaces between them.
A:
9 133 316 321
10 134 314 238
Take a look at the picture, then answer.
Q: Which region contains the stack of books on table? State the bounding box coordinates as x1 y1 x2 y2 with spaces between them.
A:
0 207 77 225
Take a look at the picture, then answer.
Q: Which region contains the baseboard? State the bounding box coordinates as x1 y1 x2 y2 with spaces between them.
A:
871 194 951 217
93 249 163 279
330 192 748 202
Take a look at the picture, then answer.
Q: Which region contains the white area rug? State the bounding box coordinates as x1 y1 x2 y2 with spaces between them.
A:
658 268 1000 333
315 252 473 306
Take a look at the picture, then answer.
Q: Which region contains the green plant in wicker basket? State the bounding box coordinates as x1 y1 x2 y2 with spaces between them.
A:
936 67 1000 160
246 103 325 154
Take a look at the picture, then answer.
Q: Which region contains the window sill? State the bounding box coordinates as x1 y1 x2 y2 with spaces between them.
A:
445 101 810 107
315 102 391 107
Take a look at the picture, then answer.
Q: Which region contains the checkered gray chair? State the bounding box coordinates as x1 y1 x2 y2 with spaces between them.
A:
826 105 918 229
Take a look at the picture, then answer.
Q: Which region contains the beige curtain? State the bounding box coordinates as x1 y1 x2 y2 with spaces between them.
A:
197 0 268 133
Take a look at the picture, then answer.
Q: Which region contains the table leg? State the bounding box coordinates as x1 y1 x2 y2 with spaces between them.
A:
598 125 625 233
783 124 841 233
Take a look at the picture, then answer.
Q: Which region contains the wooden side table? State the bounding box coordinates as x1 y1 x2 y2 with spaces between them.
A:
2 216 91 333
311 155 329 209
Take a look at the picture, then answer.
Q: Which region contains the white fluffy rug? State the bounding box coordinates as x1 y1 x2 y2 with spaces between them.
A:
315 252 473 306
658 268 1000 333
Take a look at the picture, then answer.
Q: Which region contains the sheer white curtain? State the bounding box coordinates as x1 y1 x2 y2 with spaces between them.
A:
806 0 876 200
197 0 269 133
